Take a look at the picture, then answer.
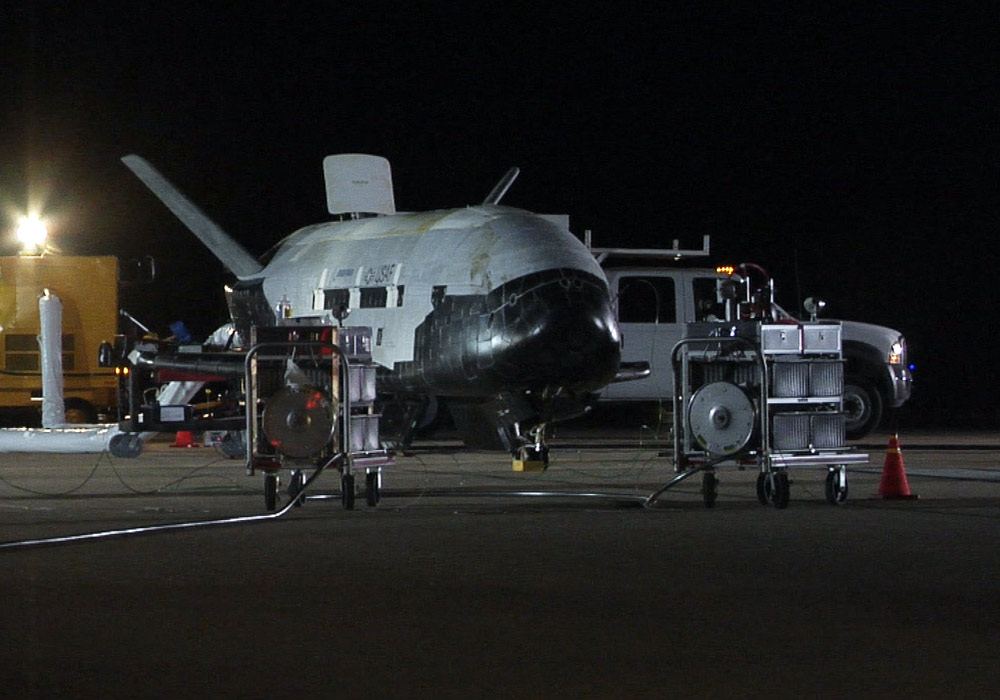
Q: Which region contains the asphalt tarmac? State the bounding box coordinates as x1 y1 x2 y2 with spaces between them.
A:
2 428 1000 699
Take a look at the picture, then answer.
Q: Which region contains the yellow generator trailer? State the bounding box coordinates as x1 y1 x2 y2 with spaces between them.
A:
0 255 118 425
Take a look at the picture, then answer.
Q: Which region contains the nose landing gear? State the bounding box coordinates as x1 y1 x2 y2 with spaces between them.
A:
512 423 550 472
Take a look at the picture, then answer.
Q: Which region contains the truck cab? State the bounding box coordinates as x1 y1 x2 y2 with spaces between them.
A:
595 241 912 439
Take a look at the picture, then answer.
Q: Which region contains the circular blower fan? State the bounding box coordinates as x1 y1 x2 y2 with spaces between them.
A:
262 385 337 459
687 381 756 458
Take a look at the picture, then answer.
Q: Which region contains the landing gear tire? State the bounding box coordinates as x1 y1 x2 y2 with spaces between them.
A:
825 468 849 505
758 471 789 509
264 472 278 512
341 473 355 510
702 472 718 508
517 445 550 469
365 471 381 507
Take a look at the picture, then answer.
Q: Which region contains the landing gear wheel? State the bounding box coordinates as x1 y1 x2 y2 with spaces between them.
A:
264 473 278 512
758 471 790 509
825 468 849 505
365 471 381 507
518 445 550 469
288 469 305 507
341 473 355 510
702 472 718 508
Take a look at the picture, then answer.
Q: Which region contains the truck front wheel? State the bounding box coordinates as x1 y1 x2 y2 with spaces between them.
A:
843 378 883 439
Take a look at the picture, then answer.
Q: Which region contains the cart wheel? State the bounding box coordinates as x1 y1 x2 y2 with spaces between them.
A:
825 468 849 505
288 469 305 507
702 472 718 508
758 471 789 508
341 473 355 510
756 473 769 505
365 471 381 507
770 471 790 509
264 473 278 512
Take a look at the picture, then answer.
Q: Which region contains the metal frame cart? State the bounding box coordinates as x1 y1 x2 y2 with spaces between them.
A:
245 324 393 511
650 321 867 508
116 323 393 511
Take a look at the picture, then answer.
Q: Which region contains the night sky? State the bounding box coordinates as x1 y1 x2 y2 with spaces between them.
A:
1 3 997 426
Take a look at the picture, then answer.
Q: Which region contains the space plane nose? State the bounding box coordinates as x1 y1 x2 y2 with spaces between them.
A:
485 269 621 393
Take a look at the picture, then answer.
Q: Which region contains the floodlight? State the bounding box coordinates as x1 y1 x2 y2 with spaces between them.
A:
16 214 48 253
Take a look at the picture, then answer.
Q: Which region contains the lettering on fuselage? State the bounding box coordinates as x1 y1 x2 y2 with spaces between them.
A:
362 263 399 286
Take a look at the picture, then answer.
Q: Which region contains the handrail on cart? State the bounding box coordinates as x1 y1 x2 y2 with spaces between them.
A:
243 340 350 472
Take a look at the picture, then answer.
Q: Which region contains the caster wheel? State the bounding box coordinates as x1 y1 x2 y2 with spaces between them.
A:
702 472 718 508
288 469 305 507
759 471 790 509
770 471 790 509
264 473 278 512
756 473 769 505
341 473 355 510
825 468 849 505
365 471 381 507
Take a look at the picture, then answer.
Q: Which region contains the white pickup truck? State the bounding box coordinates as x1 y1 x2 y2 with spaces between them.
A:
593 240 912 439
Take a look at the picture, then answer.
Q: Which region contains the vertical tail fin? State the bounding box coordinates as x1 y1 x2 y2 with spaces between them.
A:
121 155 263 278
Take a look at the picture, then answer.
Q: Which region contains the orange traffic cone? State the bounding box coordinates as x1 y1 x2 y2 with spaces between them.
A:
170 431 200 448
877 434 917 499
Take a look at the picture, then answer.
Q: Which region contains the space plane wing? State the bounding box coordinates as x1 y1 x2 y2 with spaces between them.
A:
122 155 262 278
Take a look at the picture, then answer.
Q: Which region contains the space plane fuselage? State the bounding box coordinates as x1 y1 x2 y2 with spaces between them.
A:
233 205 621 400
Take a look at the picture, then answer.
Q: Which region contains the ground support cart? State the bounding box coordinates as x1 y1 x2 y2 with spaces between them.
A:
652 321 867 509
115 323 392 510
245 324 393 511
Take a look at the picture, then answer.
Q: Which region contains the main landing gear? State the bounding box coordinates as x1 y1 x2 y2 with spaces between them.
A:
512 423 550 472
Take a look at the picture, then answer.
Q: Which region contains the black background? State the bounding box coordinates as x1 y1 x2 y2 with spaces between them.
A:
2 3 997 426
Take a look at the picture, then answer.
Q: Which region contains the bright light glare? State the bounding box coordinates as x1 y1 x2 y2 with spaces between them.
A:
16 214 48 249
889 340 904 364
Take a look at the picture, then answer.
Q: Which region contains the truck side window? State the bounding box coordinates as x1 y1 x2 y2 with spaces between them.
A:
618 277 676 323
693 277 726 322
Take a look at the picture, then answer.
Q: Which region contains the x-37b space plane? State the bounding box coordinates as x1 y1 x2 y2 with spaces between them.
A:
122 154 623 463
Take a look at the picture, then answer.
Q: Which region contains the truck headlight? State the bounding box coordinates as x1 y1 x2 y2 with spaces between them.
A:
889 339 905 365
